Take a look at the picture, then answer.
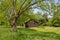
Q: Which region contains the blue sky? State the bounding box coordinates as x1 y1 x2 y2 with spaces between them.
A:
55 0 58 3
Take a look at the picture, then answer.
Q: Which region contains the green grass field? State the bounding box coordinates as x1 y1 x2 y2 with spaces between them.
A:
0 26 60 40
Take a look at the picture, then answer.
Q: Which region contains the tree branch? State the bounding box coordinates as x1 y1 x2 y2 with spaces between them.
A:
19 0 27 10
15 0 41 20
21 0 41 13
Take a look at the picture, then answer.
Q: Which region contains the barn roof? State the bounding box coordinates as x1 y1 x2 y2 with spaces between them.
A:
25 19 38 24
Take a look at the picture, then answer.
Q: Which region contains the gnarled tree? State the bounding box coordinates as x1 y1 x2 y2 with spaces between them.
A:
9 0 42 32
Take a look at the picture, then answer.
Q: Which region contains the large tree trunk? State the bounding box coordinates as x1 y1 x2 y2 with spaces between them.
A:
10 0 17 32
10 17 17 32
12 22 17 32
12 18 17 32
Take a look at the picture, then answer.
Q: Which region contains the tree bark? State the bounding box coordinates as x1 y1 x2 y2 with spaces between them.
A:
10 17 17 32
12 21 17 32
12 17 17 32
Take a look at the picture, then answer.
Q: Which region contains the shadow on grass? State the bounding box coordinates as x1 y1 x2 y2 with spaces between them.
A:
12 28 60 40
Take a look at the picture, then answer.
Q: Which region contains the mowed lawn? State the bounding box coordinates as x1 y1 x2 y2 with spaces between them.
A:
0 26 60 40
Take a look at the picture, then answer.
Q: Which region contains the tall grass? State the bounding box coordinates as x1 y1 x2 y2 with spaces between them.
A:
0 26 60 40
